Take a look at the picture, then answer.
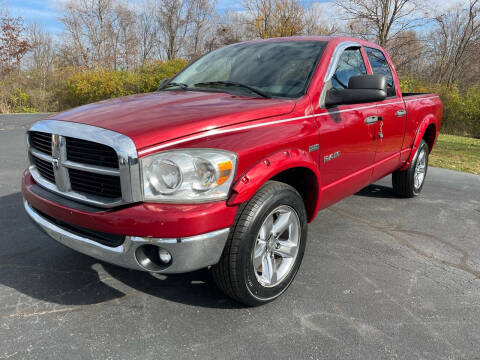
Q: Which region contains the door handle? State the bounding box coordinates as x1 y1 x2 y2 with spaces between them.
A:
365 116 379 125
396 109 406 117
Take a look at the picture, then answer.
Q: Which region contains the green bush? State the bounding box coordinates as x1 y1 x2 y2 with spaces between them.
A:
137 59 188 93
60 59 187 109
4 88 37 113
400 76 480 138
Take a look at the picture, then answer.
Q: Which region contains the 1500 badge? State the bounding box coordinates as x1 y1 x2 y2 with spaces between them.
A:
324 151 341 163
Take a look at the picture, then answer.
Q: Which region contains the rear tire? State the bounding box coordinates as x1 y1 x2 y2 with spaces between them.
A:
392 139 429 198
212 181 308 306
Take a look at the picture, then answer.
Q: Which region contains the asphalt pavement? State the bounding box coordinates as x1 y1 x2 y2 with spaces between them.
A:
1 114 479 360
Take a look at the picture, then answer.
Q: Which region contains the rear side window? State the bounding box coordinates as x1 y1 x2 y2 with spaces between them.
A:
365 47 396 97
331 48 367 90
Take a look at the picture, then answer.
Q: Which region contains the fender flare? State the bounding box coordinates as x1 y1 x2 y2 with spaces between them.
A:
227 148 321 221
400 115 437 171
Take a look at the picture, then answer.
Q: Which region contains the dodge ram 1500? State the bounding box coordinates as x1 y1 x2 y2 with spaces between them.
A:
22 36 442 305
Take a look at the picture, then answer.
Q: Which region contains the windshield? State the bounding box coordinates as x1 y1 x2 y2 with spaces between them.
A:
170 41 327 99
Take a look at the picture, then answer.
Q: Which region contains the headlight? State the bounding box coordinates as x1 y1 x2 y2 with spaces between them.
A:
141 149 237 202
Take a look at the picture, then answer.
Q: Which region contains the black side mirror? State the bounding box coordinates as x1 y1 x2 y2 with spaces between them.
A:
325 75 387 107
158 78 170 90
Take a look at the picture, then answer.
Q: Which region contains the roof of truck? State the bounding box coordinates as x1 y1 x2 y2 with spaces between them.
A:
236 36 383 51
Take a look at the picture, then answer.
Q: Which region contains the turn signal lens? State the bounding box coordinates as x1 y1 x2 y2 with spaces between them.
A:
217 160 233 185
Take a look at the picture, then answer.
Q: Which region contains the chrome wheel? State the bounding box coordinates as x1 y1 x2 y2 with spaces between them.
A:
252 205 301 287
414 147 427 190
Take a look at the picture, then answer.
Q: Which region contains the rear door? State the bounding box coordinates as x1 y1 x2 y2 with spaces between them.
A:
364 46 407 181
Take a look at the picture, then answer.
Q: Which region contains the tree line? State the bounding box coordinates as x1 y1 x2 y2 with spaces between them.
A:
1 0 479 137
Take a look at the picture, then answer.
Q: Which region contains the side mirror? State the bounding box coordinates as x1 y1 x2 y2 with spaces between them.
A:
158 78 170 90
325 75 387 107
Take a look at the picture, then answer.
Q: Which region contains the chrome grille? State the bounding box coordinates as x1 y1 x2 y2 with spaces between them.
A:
32 156 55 183
30 131 52 155
26 121 141 208
69 168 121 198
66 137 119 168
29 131 121 200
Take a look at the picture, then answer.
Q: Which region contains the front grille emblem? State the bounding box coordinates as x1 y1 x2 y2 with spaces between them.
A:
51 158 60 169
52 134 61 158
50 133 70 191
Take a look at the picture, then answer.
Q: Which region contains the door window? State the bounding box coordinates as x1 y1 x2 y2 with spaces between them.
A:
331 48 367 90
365 47 396 97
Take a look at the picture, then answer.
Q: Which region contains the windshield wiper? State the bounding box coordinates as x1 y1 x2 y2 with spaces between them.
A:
160 82 189 90
194 81 271 98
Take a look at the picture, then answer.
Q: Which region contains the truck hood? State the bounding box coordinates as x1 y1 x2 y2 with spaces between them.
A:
51 90 296 151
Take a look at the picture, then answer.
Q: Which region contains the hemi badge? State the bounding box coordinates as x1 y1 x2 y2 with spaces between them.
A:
309 144 319 152
324 151 341 163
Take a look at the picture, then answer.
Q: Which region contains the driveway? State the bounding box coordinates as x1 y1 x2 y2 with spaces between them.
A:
1 114 479 359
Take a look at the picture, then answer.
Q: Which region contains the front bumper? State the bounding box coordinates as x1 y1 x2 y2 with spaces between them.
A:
22 170 238 238
22 169 237 274
24 200 230 273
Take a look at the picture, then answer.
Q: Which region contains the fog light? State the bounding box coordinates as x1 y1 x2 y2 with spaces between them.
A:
158 248 172 264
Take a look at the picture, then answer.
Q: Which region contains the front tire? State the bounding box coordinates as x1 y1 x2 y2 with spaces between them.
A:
392 139 429 198
212 181 308 306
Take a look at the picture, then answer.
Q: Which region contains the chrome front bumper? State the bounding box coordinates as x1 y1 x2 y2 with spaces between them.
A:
24 201 230 274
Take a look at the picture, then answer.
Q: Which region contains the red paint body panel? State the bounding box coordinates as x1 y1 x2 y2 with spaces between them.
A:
22 171 238 238
228 148 321 221
370 98 407 181
315 105 378 186
50 91 296 151
26 36 442 236
403 96 443 150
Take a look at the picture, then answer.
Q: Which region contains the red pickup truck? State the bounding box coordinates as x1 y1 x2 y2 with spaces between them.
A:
22 36 442 306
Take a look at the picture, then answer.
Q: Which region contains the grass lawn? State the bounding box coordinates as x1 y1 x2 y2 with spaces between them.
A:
430 134 480 175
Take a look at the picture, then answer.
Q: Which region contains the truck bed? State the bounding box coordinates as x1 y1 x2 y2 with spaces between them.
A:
402 92 432 97
402 93 443 154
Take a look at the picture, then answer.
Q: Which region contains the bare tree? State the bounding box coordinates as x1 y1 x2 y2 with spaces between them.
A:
387 30 424 76
59 0 219 64
115 3 138 69
28 23 55 91
156 0 194 60
430 0 480 85
187 0 216 58
273 0 304 36
59 0 138 69
60 0 110 67
211 10 251 50
303 3 339 36
0 14 30 75
138 0 160 64
334 0 422 48
242 0 306 38
242 0 275 38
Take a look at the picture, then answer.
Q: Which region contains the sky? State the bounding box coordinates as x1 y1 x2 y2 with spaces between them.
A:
7 0 461 36
7 0 332 35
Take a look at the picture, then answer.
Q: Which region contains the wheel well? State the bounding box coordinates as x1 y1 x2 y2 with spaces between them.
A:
271 167 319 222
423 124 436 153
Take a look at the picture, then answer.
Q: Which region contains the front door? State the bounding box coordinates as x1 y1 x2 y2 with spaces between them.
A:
316 46 378 208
